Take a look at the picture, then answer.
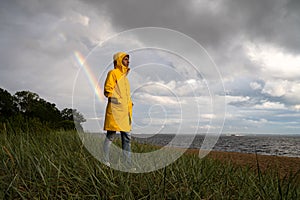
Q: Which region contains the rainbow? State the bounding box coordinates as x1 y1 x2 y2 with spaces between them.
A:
74 51 105 102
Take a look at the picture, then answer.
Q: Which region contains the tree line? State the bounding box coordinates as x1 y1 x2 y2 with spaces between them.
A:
0 88 85 132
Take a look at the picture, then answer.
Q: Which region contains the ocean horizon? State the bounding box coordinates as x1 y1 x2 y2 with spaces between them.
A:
131 133 300 158
85 132 300 158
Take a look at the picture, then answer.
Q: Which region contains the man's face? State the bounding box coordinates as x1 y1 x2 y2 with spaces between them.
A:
122 56 129 67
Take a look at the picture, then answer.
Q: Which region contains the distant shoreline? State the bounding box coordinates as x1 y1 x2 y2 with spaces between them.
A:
130 134 300 158
185 149 300 178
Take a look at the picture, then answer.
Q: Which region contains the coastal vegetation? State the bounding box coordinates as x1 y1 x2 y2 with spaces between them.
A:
0 88 85 131
1 128 299 199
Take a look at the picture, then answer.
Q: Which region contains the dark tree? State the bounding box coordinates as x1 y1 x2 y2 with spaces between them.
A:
60 108 86 131
61 108 74 121
1 88 86 131
14 91 39 114
0 88 18 119
37 100 61 125
13 91 61 124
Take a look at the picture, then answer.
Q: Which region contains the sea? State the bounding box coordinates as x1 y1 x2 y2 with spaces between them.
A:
132 134 300 158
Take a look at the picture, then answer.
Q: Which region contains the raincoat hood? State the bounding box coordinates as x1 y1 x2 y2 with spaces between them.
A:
113 52 129 74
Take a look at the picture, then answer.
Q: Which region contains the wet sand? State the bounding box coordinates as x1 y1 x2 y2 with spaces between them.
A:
185 149 300 178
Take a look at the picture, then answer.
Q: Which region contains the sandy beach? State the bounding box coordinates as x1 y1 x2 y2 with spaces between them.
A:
185 149 300 178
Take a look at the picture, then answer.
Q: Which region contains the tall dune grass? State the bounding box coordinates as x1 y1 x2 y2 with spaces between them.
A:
1 128 299 199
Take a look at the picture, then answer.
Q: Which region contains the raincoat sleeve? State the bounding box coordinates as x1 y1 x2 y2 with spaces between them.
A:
128 99 133 124
103 70 116 98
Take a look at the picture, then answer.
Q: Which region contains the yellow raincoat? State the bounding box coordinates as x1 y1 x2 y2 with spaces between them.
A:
103 52 133 132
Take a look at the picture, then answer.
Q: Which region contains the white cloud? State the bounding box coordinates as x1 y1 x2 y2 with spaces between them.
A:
200 114 215 120
132 79 208 98
245 42 300 79
262 80 289 97
64 11 90 26
250 82 262 90
261 80 300 103
226 95 250 104
254 101 286 110
75 14 89 26
294 105 300 111
134 93 183 106
176 79 208 96
246 118 268 125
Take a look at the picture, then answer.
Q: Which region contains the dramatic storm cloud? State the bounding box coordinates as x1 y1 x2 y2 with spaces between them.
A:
1 0 299 134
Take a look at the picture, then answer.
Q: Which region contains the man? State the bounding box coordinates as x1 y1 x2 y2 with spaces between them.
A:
103 52 133 168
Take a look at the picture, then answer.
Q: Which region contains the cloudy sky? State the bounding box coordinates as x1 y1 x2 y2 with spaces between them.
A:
1 0 300 135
